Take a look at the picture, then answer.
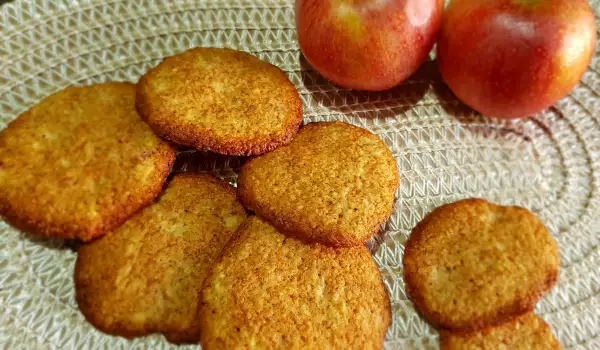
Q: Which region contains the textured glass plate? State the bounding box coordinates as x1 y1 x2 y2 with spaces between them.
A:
1 1 599 349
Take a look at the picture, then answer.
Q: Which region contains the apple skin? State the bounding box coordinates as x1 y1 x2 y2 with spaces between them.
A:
295 0 444 91
437 0 596 119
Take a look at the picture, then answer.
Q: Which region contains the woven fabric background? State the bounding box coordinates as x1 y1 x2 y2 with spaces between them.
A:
1 1 599 349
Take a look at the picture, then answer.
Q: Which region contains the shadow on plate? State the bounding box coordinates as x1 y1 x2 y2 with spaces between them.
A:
430 74 544 142
299 55 434 119
20 231 82 252
171 147 245 184
366 228 388 255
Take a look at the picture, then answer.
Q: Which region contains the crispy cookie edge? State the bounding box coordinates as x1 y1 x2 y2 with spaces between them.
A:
402 198 560 331
0 127 176 242
237 121 399 248
135 48 303 156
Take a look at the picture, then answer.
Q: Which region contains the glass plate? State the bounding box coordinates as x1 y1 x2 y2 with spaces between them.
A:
1 1 599 349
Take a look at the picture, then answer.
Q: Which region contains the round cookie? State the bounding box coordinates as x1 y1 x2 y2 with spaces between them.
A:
75 174 247 343
199 215 391 350
237 121 399 247
403 199 560 331
440 313 562 350
136 47 303 156
0 83 175 241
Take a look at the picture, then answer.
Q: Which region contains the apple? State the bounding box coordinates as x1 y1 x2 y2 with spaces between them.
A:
437 0 596 119
295 0 444 91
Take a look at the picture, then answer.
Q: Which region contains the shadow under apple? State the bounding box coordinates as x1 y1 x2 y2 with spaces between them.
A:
299 55 434 120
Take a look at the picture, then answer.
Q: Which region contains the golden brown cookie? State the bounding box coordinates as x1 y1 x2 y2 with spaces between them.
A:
440 313 562 350
75 174 247 343
237 121 399 247
136 47 302 156
403 199 560 331
199 215 391 350
0 83 175 241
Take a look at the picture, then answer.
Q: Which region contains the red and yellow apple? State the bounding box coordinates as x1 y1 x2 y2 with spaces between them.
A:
295 0 444 91
438 0 596 119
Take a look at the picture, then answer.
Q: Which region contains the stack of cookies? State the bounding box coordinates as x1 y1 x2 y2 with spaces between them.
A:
403 199 562 349
0 47 398 349
201 121 398 349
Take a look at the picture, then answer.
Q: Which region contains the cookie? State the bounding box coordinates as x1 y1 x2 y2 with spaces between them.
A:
237 121 399 247
199 215 391 350
136 47 303 156
75 174 247 343
440 313 562 350
403 199 560 331
0 83 175 241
